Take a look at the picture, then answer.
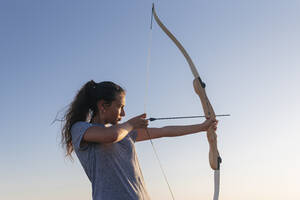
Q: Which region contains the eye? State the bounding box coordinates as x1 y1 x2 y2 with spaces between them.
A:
120 105 125 110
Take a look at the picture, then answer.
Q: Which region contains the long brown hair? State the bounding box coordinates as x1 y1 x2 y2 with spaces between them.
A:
61 80 125 158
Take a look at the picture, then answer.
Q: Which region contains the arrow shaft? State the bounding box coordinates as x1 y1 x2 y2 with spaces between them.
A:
148 114 230 121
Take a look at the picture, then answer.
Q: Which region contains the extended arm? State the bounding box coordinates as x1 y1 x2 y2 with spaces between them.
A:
136 119 217 142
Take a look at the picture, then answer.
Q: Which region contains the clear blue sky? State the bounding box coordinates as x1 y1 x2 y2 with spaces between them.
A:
1 0 300 199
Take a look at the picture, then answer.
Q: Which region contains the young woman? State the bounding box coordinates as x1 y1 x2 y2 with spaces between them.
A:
61 80 217 200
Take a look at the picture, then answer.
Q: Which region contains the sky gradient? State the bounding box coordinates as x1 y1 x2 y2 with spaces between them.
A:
1 0 300 199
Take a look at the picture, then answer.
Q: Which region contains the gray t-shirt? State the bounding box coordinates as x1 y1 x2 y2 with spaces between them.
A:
71 121 151 200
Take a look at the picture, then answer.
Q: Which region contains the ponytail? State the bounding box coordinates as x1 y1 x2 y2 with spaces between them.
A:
61 80 125 158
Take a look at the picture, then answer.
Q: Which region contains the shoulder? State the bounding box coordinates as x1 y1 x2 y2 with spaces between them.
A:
71 121 107 139
71 122 95 150
71 121 91 132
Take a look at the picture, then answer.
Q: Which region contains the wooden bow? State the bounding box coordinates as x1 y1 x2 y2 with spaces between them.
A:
152 4 222 200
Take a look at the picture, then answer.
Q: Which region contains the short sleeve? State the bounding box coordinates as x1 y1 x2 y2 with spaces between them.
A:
71 121 93 151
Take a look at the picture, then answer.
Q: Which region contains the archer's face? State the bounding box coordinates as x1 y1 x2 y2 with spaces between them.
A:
104 93 126 125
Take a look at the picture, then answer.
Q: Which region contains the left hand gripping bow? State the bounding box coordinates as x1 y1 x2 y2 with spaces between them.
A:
152 4 222 200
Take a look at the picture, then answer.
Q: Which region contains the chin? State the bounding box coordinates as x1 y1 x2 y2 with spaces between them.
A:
111 118 121 125
113 120 120 125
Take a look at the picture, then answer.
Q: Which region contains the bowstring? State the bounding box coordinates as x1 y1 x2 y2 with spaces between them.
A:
143 4 176 200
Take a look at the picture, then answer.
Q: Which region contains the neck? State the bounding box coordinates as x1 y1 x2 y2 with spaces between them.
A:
91 115 105 124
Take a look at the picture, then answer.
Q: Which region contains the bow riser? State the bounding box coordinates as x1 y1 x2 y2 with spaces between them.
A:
193 78 216 118
193 78 220 170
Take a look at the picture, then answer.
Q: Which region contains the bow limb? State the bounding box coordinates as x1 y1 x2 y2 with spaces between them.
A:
152 4 221 171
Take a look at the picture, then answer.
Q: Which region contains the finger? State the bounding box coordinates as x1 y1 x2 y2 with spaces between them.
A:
209 122 217 128
138 113 147 118
145 119 149 125
142 121 149 129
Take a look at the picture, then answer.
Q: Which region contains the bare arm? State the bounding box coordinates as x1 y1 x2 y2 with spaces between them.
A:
83 114 148 144
83 122 134 144
136 119 217 142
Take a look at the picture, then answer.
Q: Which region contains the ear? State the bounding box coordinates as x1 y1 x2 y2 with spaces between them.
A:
96 100 106 113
